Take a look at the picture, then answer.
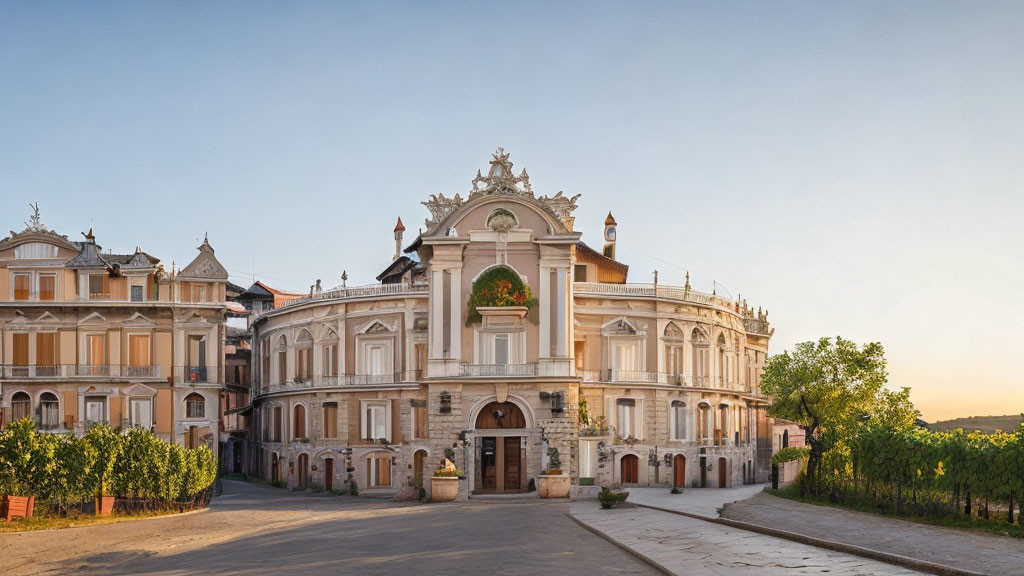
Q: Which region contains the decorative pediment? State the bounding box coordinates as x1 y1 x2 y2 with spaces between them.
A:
664 322 684 340
34 312 61 325
174 310 208 325
178 237 228 280
358 319 395 335
79 311 108 326
602 317 643 336
124 312 157 328
124 383 158 397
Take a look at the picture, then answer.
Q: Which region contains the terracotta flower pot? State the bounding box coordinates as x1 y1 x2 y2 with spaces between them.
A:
3 495 32 522
430 477 459 502
538 474 571 498
95 495 116 517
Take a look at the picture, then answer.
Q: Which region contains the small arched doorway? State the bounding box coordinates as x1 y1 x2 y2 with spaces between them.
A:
324 457 334 492
413 450 427 489
297 453 309 488
271 453 280 483
673 454 686 488
621 454 639 484
718 457 728 488
475 401 526 494
782 429 790 448
742 461 747 485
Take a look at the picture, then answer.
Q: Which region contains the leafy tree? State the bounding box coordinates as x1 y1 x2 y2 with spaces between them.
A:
761 337 888 495
82 425 123 497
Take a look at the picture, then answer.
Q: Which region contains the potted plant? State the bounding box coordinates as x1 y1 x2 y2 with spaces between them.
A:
0 419 44 521
597 486 630 509
538 446 570 498
82 425 122 516
430 459 462 502
466 265 538 325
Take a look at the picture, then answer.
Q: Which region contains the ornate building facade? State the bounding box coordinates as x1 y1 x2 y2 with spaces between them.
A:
249 150 773 495
0 207 228 454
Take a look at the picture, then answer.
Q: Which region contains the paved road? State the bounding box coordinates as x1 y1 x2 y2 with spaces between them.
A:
0 480 656 576
722 492 1024 576
570 502 923 576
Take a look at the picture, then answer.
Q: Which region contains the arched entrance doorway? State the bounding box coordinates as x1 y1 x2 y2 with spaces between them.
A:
718 457 728 488
413 450 427 489
297 453 309 488
475 401 526 494
621 454 639 484
673 454 686 487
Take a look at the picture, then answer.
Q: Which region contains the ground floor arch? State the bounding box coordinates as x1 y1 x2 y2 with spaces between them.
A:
673 454 686 487
621 453 639 484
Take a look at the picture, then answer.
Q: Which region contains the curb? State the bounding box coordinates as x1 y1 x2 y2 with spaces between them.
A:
0 506 210 536
565 511 675 576
633 503 987 576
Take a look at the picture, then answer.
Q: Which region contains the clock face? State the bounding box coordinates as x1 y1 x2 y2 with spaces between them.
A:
605 226 616 242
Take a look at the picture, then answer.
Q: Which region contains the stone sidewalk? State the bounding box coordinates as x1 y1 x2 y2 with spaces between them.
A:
722 492 1024 576
569 501 922 575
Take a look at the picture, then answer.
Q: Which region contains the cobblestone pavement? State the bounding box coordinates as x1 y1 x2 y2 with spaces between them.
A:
722 492 1024 576
570 501 923 576
0 480 656 576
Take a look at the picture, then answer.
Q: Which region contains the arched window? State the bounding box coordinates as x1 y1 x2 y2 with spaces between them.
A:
185 392 205 419
321 329 339 378
293 404 306 439
11 391 31 421
691 328 709 386
718 403 731 445
275 335 288 384
717 334 727 387
261 337 271 385
295 330 313 381
39 392 59 430
664 324 684 385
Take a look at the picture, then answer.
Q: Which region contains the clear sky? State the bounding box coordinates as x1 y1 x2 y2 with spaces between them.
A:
2 1 1022 421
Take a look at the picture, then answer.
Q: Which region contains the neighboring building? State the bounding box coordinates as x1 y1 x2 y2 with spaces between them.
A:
0 206 228 456
234 281 303 316
221 325 251 474
772 418 806 451
249 149 773 495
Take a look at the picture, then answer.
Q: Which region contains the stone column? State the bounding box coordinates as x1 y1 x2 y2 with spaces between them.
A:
539 265 551 358
449 266 461 362
430 269 444 359
555 266 567 357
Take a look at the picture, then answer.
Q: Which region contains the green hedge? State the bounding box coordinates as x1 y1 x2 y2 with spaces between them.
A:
0 419 216 513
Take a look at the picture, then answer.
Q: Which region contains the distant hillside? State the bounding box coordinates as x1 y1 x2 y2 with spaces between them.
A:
929 414 1023 434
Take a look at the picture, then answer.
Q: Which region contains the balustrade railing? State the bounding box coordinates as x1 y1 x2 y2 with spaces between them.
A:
175 365 214 383
459 363 539 377
573 282 718 306
278 282 429 310
0 364 161 379
261 370 423 394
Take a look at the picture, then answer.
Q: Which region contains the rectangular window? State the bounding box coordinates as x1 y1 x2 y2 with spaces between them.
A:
367 456 391 487
87 334 106 373
363 402 389 441
85 396 106 424
614 343 638 372
411 399 428 439
36 333 56 376
13 333 29 377
494 334 509 365
130 398 152 429
616 398 636 439
40 397 59 430
573 264 588 282
323 403 338 438
89 274 108 300
129 334 151 366
38 274 56 301
131 285 144 302
278 350 287 383
368 345 384 375
322 345 337 377
14 274 30 300
192 285 206 303
297 348 312 380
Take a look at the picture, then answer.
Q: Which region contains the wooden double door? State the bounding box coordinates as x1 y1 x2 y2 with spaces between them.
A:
479 436 522 493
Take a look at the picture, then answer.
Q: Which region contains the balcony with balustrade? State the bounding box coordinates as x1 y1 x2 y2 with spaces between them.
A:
259 370 423 395
458 363 539 377
0 364 162 380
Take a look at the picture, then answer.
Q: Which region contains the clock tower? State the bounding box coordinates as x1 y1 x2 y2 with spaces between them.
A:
603 211 617 260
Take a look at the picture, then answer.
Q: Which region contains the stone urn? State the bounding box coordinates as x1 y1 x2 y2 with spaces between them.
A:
537 473 571 498
430 476 459 502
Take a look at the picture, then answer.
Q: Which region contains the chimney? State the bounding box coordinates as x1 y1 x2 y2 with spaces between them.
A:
393 217 406 261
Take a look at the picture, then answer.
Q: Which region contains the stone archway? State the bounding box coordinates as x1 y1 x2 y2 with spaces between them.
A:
475 402 526 493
